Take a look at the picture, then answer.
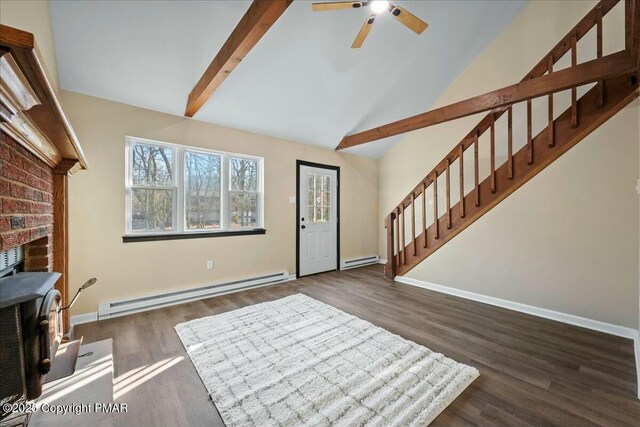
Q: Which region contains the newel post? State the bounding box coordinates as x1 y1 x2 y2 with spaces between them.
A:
384 212 396 280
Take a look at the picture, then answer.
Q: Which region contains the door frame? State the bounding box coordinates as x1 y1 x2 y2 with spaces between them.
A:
296 160 340 278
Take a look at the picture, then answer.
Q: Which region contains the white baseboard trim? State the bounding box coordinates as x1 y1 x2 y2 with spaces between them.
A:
70 311 98 326
71 273 296 326
379 258 387 265
394 275 638 340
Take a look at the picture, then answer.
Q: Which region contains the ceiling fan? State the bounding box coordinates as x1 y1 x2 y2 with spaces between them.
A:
311 1 428 48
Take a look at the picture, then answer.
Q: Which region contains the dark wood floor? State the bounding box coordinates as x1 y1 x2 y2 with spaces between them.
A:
76 265 640 426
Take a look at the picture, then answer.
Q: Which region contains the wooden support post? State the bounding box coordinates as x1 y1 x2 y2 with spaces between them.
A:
548 55 555 147
395 207 400 268
422 182 427 248
507 107 513 179
446 158 452 229
597 6 604 108
527 99 533 164
401 204 406 265
474 131 480 207
384 212 396 280
571 33 579 127
459 145 465 218
411 193 416 256
433 172 439 239
490 117 496 192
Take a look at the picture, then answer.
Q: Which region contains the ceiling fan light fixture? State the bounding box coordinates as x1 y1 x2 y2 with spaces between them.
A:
370 0 389 14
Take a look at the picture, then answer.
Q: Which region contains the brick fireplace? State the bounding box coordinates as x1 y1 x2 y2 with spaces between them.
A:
1 131 55 272
1 24 87 338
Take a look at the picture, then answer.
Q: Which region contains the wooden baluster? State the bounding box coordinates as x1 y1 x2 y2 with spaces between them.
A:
446 158 451 229
596 6 604 108
527 100 533 164
433 172 439 239
626 0 632 50
507 107 513 179
395 206 400 268
401 204 406 265
411 193 416 256
571 33 578 127
422 182 427 248
547 55 555 147
385 212 395 279
490 116 496 193
474 131 480 207
459 145 465 218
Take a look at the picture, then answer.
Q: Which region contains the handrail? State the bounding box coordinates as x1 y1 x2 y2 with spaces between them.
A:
383 0 636 280
389 0 619 214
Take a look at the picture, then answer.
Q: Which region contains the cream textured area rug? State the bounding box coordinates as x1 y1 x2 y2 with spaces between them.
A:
175 294 479 426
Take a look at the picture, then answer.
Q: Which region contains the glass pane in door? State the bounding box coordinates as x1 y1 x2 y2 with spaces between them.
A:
306 173 331 223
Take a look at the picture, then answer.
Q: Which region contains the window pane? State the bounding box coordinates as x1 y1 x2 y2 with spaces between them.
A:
230 157 258 192
132 143 173 186
185 151 221 230
131 188 174 231
307 206 314 222
307 174 314 192
230 193 258 228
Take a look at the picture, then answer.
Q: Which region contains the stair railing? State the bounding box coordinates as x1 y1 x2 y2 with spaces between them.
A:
385 0 633 279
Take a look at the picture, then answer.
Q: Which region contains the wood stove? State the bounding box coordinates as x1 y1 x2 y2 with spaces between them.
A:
0 271 63 424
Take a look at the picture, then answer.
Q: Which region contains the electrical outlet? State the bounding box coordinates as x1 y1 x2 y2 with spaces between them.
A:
207 260 214 270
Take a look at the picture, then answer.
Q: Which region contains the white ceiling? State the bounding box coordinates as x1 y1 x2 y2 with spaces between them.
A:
50 0 527 158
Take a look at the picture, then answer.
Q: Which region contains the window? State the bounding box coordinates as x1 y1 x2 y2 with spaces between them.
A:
126 137 263 237
129 143 176 232
307 173 331 223
229 157 259 228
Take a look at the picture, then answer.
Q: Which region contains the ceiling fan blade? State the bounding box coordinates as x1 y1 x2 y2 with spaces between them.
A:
390 5 428 34
351 15 375 48
312 1 364 11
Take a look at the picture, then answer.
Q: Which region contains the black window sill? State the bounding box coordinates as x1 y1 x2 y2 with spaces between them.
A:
122 228 266 243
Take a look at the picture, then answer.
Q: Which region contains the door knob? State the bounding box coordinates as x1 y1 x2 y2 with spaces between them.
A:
301 225 306 229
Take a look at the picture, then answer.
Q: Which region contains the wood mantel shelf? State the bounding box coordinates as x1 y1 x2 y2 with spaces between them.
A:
0 24 87 172
1 24 88 335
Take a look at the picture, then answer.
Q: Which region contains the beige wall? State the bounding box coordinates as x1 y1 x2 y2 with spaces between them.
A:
63 91 378 315
378 0 639 328
0 0 59 92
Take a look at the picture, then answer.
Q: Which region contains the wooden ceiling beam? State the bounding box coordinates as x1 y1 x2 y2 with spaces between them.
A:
184 0 293 117
336 50 637 150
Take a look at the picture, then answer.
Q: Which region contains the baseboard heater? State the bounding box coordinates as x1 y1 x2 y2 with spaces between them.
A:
340 256 380 270
98 271 291 320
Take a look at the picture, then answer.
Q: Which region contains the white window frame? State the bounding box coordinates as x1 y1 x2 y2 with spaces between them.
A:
227 155 263 229
125 136 264 236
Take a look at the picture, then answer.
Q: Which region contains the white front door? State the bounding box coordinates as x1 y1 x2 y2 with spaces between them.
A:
298 164 338 277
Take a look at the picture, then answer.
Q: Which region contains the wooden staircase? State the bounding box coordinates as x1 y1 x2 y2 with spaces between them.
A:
385 0 640 279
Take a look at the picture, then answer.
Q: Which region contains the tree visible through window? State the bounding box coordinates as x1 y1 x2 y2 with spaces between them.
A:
126 138 263 234
185 151 221 230
230 157 259 228
130 143 175 232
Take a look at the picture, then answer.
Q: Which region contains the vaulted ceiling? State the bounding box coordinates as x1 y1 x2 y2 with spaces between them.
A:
50 0 527 158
